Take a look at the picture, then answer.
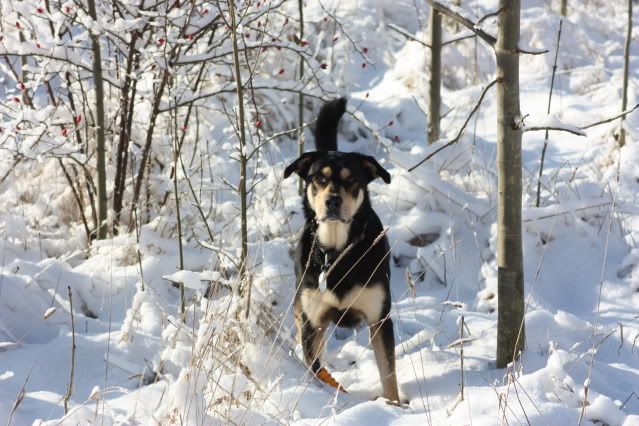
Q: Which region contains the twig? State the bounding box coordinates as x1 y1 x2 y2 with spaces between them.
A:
536 20 564 207
387 23 431 48
63 286 76 415
580 103 639 130
7 368 31 426
619 0 633 146
408 79 497 172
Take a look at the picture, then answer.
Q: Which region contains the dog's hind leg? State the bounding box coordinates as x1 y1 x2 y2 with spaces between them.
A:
370 318 400 403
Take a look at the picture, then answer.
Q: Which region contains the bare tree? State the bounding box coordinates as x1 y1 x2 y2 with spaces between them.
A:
420 0 532 368
87 0 108 240
428 8 442 144
228 0 250 296
495 0 525 368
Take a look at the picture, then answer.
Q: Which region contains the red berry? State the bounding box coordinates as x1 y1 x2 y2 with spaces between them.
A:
13 97 20 103
16 22 21 29
180 125 187 132
394 135 400 142
36 43 42 48
278 68 285 75
18 82 25 90
361 63 366 68
300 40 309 46
157 38 165 45
188 34 193 41
333 35 339 42
320 63 328 69
64 6 70 12
75 115 82 124
36 7 44 13
388 120 394 126
363 47 368 53
61 128 68 137
255 120 262 128
365 92 369 98
284 17 289 25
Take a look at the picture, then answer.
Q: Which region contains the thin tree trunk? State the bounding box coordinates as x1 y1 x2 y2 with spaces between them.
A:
131 71 169 223
560 0 567 17
619 0 632 147
297 0 305 195
87 0 108 240
228 0 249 296
113 32 140 232
495 0 525 368
428 8 442 145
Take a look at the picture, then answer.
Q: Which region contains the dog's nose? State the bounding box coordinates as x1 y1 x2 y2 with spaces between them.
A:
326 196 342 211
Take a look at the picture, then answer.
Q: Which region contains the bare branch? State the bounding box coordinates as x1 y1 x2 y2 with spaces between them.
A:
523 125 585 137
387 23 431 48
580 103 639 130
424 1 547 54
408 79 497 172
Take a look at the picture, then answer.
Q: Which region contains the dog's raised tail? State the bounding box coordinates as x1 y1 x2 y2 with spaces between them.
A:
314 97 346 151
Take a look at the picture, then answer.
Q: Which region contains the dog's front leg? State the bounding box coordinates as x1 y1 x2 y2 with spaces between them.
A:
298 312 326 372
370 318 400 403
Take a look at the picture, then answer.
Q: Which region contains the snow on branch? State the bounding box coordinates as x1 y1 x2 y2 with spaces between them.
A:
521 114 587 137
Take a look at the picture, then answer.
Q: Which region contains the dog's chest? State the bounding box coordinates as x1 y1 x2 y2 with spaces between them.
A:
299 284 385 328
316 221 350 250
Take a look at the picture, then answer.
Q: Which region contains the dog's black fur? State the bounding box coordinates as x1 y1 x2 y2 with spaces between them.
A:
284 98 400 403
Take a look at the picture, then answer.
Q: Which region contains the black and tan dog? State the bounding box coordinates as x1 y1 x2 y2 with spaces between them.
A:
284 98 400 403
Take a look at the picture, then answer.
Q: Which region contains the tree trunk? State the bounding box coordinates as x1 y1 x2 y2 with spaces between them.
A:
87 0 108 240
428 8 442 145
495 0 525 368
228 0 249 298
560 0 567 17
297 0 305 195
619 0 632 147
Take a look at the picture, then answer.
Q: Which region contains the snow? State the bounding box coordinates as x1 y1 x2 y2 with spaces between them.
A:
1 0 639 425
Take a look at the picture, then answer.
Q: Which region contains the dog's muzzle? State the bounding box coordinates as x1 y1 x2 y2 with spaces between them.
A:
325 196 342 219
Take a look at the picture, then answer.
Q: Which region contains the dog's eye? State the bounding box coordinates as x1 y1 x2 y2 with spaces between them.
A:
315 175 328 185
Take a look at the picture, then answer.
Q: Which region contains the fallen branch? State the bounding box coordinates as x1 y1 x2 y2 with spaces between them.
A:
408 79 497 172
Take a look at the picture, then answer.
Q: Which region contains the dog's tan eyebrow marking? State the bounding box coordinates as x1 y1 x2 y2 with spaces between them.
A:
321 166 332 177
340 168 351 180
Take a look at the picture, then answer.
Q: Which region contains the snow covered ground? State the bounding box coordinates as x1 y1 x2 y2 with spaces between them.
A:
1 0 638 424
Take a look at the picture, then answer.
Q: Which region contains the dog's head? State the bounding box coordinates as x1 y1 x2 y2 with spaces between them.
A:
284 151 391 223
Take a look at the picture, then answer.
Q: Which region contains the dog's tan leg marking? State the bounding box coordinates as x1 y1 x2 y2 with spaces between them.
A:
370 319 400 403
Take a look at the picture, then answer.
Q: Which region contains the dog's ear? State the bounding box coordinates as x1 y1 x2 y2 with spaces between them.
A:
284 152 318 180
359 155 391 184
